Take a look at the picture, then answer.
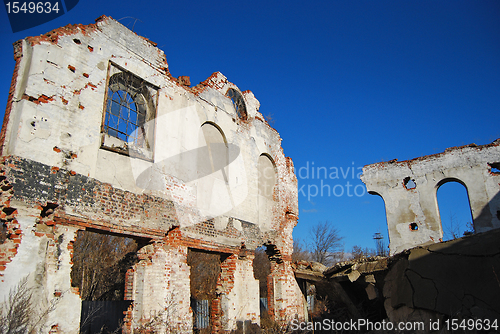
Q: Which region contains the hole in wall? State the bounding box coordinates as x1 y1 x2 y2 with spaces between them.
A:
264 243 282 263
40 202 58 218
71 229 140 301
409 222 418 231
488 162 500 174
403 177 416 190
73 38 81 44
3 207 16 216
226 88 247 120
253 246 271 299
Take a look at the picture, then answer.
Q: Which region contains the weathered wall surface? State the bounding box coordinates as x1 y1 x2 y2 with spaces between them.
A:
323 229 500 333
384 229 500 327
362 141 500 254
0 16 305 333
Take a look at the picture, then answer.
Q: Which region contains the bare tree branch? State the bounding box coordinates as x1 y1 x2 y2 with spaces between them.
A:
308 221 343 266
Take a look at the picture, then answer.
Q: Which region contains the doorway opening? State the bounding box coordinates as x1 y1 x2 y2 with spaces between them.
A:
187 248 222 333
71 229 147 333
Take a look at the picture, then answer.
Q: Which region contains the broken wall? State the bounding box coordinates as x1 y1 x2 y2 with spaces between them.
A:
0 16 305 333
361 141 500 254
382 228 500 324
323 229 500 332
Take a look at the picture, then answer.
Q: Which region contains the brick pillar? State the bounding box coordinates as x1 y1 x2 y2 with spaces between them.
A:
214 254 260 332
267 262 276 320
129 242 192 333
122 268 135 334
267 260 307 324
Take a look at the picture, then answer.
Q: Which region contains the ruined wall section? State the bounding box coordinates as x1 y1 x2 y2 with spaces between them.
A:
0 200 81 333
0 16 303 332
215 254 260 331
1 16 297 254
127 243 192 333
0 156 176 237
268 261 307 322
1 17 167 177
362 141 500 255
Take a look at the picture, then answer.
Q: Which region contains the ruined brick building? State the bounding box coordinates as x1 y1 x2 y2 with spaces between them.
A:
0 16 307 333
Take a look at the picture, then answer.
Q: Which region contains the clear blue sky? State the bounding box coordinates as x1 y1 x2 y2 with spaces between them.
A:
1 1 499 252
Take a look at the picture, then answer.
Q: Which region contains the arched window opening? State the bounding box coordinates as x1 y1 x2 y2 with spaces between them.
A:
105 83 146 144
367 191 390 256
226 88 247 120
199 122 228 182
258 155 276 200
196 123 231 216
258 154 277 229
436 180 474 241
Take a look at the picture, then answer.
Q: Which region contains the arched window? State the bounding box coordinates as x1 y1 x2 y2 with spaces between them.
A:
196 123 231 217
102 64 158 159
258 154 277 229
226 88 247 120
436 179 474 240
104 74 148 144
199 122 228 183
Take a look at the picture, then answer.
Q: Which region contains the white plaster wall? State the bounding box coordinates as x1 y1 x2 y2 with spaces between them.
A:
362 143 500 254
1 17 301 331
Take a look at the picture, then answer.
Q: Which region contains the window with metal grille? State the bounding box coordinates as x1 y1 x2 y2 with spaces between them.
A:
104 74 147 144
101 64 158 159
226 88 247 120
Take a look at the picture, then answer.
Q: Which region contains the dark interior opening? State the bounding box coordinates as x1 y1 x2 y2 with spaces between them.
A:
188 248 222 333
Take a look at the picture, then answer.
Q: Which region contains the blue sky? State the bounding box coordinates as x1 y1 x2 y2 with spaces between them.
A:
1 1 499 252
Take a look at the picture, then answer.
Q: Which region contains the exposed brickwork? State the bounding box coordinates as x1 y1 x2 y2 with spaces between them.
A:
127 243 192 333
213 254 238 332
0 16 305 333
2 156 177 239
268 260 306 322
25 18 102 46
0 41 23 156
0 163 19 280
